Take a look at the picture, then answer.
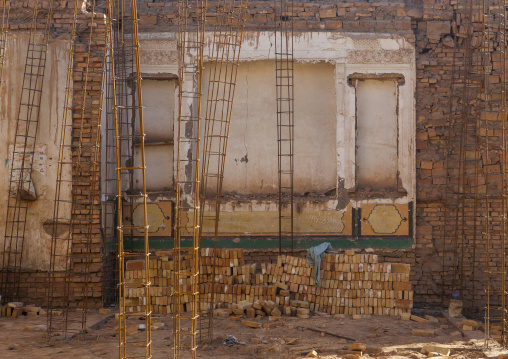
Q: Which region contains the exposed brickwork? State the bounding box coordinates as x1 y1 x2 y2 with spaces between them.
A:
134 0 413 38
68 10 108 308
5 1 107 308
126 249 413 317
4 0 502 316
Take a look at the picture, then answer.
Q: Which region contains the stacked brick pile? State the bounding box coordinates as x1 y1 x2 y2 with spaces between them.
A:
0 301 47 317
125 249 413 317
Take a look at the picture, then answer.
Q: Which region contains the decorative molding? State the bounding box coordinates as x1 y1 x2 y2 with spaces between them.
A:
347 49 413 64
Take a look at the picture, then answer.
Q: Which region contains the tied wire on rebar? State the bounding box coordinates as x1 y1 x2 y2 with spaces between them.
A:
173 0 207 356
47 0 108 338
447 0 484 315
275 0 294 254
442 1 466 307
479 0 508 348
102 27 119 307
106 0 153 355
198 0 248 345
446 0 508 349
0 0 54 302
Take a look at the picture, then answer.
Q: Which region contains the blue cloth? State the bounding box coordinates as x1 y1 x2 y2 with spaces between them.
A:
306 242 335 285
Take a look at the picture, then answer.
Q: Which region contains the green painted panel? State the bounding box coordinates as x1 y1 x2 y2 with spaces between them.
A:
106 236 413 251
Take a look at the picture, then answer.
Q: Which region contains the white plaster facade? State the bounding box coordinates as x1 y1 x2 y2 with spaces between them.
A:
134 31 416 236
0 34 71 270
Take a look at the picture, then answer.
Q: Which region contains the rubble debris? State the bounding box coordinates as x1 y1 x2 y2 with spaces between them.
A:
241 320 261 328
223 335 240 347
421 344 451 356
262 321 284 329
306 349 318 357
400 313 411 321
348 342 367 352
296 326 356 341
461 319 481 329
410 315 429 324
448 300 463 318
1 303 47 318
412 329 435 336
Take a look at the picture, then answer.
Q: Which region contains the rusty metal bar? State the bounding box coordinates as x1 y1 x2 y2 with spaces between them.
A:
1 0 54 302
173 0 207 356
198 0 247 344
275 0 294 254
481 0 508 348
107 0 152 355
47 1 108 338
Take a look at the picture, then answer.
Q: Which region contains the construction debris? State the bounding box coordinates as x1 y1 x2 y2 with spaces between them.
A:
0 302 46 318
410 314 429 324
306 349 318 357
421 345 451 356
241 320 261 328
348 342 367 352
297 326 356 342
412 329 435 337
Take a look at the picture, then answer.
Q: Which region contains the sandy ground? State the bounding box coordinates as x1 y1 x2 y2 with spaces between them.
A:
1 310 508 358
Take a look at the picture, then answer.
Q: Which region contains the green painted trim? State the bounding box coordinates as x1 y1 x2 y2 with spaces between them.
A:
106 236 414 251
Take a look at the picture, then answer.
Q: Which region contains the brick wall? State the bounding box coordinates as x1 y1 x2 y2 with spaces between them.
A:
129 0 481 312
5 0 107 308
4 0 500 315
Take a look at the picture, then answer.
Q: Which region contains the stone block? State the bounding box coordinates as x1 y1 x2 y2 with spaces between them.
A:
139 15 157 25
296 308 310 319
391 263 410 274
412 329 435 336
348 343 366 351
319 9 336 18
262 321 283 329
410 315 429 323
126 260 144 271
241 320 261 328
427 21 451 43
400 313 411 321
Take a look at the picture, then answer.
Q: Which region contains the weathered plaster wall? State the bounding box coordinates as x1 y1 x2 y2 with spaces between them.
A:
138 79 176 142
134 78 177 191
139 31 416 240
4 0 493 314
202 60 337 195
355 79 398 191
0 33 71 271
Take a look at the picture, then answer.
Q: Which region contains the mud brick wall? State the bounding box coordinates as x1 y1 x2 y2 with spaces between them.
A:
4 0 107 308
148 0 473 311
231 0 487 312
69 16 107 308
4 0 500 314
135 0 413 38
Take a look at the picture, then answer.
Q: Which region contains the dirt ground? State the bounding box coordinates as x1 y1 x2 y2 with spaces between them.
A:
1 310 508 358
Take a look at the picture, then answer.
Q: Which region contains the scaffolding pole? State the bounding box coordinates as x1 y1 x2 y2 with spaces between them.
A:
47 1 108 338
173 0 206 356
275 0 294 254
481 0 508 348
452 0 484 315
198 0 247 344
0 0 54 302
102 29 119 307
107 0 152 355
443 0 467 306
